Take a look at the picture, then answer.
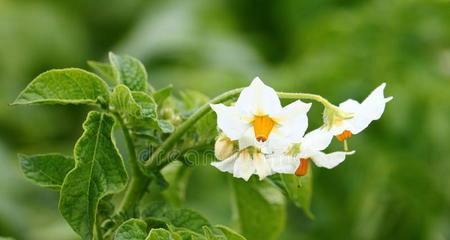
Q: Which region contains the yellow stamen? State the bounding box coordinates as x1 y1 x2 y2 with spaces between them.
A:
252 116 275 142
336 130 352 142
295 158 310 176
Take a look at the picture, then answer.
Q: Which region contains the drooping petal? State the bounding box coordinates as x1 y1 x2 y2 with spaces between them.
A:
211 153 238 174
235 77 282 116
253 153 272 180
301 128 334 152
272 100 312 143
268 154 298 174
344 83 392 134
210 104 250 140
310 151 355 169
233 151 255 181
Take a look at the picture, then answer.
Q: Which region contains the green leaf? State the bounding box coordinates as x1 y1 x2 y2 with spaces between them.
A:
160 209 210 234
13 68 109 105
111 85 158 122
202 226 223 240
215 225 246 240
18 153 74 190
110 85 142 118
109 52 149 92
132 92 157 119
114 219 148 240
87 60 116 86
231 178 286 240
59 111 128 239
157 120 175 133
152 85 173 106
146 228 182 240
280 167 314 219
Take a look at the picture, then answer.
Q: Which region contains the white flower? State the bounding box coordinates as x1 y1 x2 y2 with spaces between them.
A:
214 134 236 160
211 77 311 153
211 147 272 181
325 83 393 141
269 128 355 176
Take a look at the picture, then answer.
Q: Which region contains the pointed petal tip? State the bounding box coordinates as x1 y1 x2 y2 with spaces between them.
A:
385 96 394 103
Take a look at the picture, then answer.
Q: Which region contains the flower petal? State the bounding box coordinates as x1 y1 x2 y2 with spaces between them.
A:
310 151 355 169
253 153 272 180
344 83 392 134
238 127 258 150
211 153 238 174
235 77 282 116
210 104 250 140
233 151 255 181
272 100 312 143
302 128 334 151
268 154 298 174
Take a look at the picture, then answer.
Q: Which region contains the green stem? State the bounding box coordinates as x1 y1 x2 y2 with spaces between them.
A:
95 221 103 240
277 92 338 110
144 88 339 169
114 113 149 213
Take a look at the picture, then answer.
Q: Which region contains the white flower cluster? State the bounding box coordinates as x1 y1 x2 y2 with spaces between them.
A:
211 78 393 181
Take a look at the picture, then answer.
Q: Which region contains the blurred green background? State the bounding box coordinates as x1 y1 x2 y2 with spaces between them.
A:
1 0 449 239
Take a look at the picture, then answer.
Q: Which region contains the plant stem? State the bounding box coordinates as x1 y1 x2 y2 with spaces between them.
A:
114 113 149 213
277 92 338 110
95 221 103 240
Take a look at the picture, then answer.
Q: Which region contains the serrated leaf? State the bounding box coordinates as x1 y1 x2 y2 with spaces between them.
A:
59 111 128 240
13 68 109 105
146 228 182 240
114 219 148 240
18 153 74 190
215 225 246 240
280 167 314 219
87 60 117 86
109 52 149 92
231 178 286 240
152 85 173 106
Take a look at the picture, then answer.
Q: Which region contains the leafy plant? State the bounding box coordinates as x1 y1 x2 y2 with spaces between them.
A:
13 52 391 240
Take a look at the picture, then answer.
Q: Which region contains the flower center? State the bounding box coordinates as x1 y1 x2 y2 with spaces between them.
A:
295 158 310 176
336 130 352 142
252 116 275 142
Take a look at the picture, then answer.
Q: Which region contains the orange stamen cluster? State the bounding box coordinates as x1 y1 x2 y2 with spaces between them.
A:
295 158 310 176
253 116 275 142
336 130 352 142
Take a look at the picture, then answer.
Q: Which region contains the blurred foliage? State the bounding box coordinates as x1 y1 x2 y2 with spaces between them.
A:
1 0 449 239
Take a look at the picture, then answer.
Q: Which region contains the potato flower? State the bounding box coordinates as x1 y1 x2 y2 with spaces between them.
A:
211 77 311 153
324 83 393 141
212 146 272 181
269 128 354 176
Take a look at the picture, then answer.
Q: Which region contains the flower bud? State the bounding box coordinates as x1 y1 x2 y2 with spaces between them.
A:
215 134 236 160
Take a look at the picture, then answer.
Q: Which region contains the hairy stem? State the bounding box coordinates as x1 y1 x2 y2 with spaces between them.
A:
114 113 149 213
